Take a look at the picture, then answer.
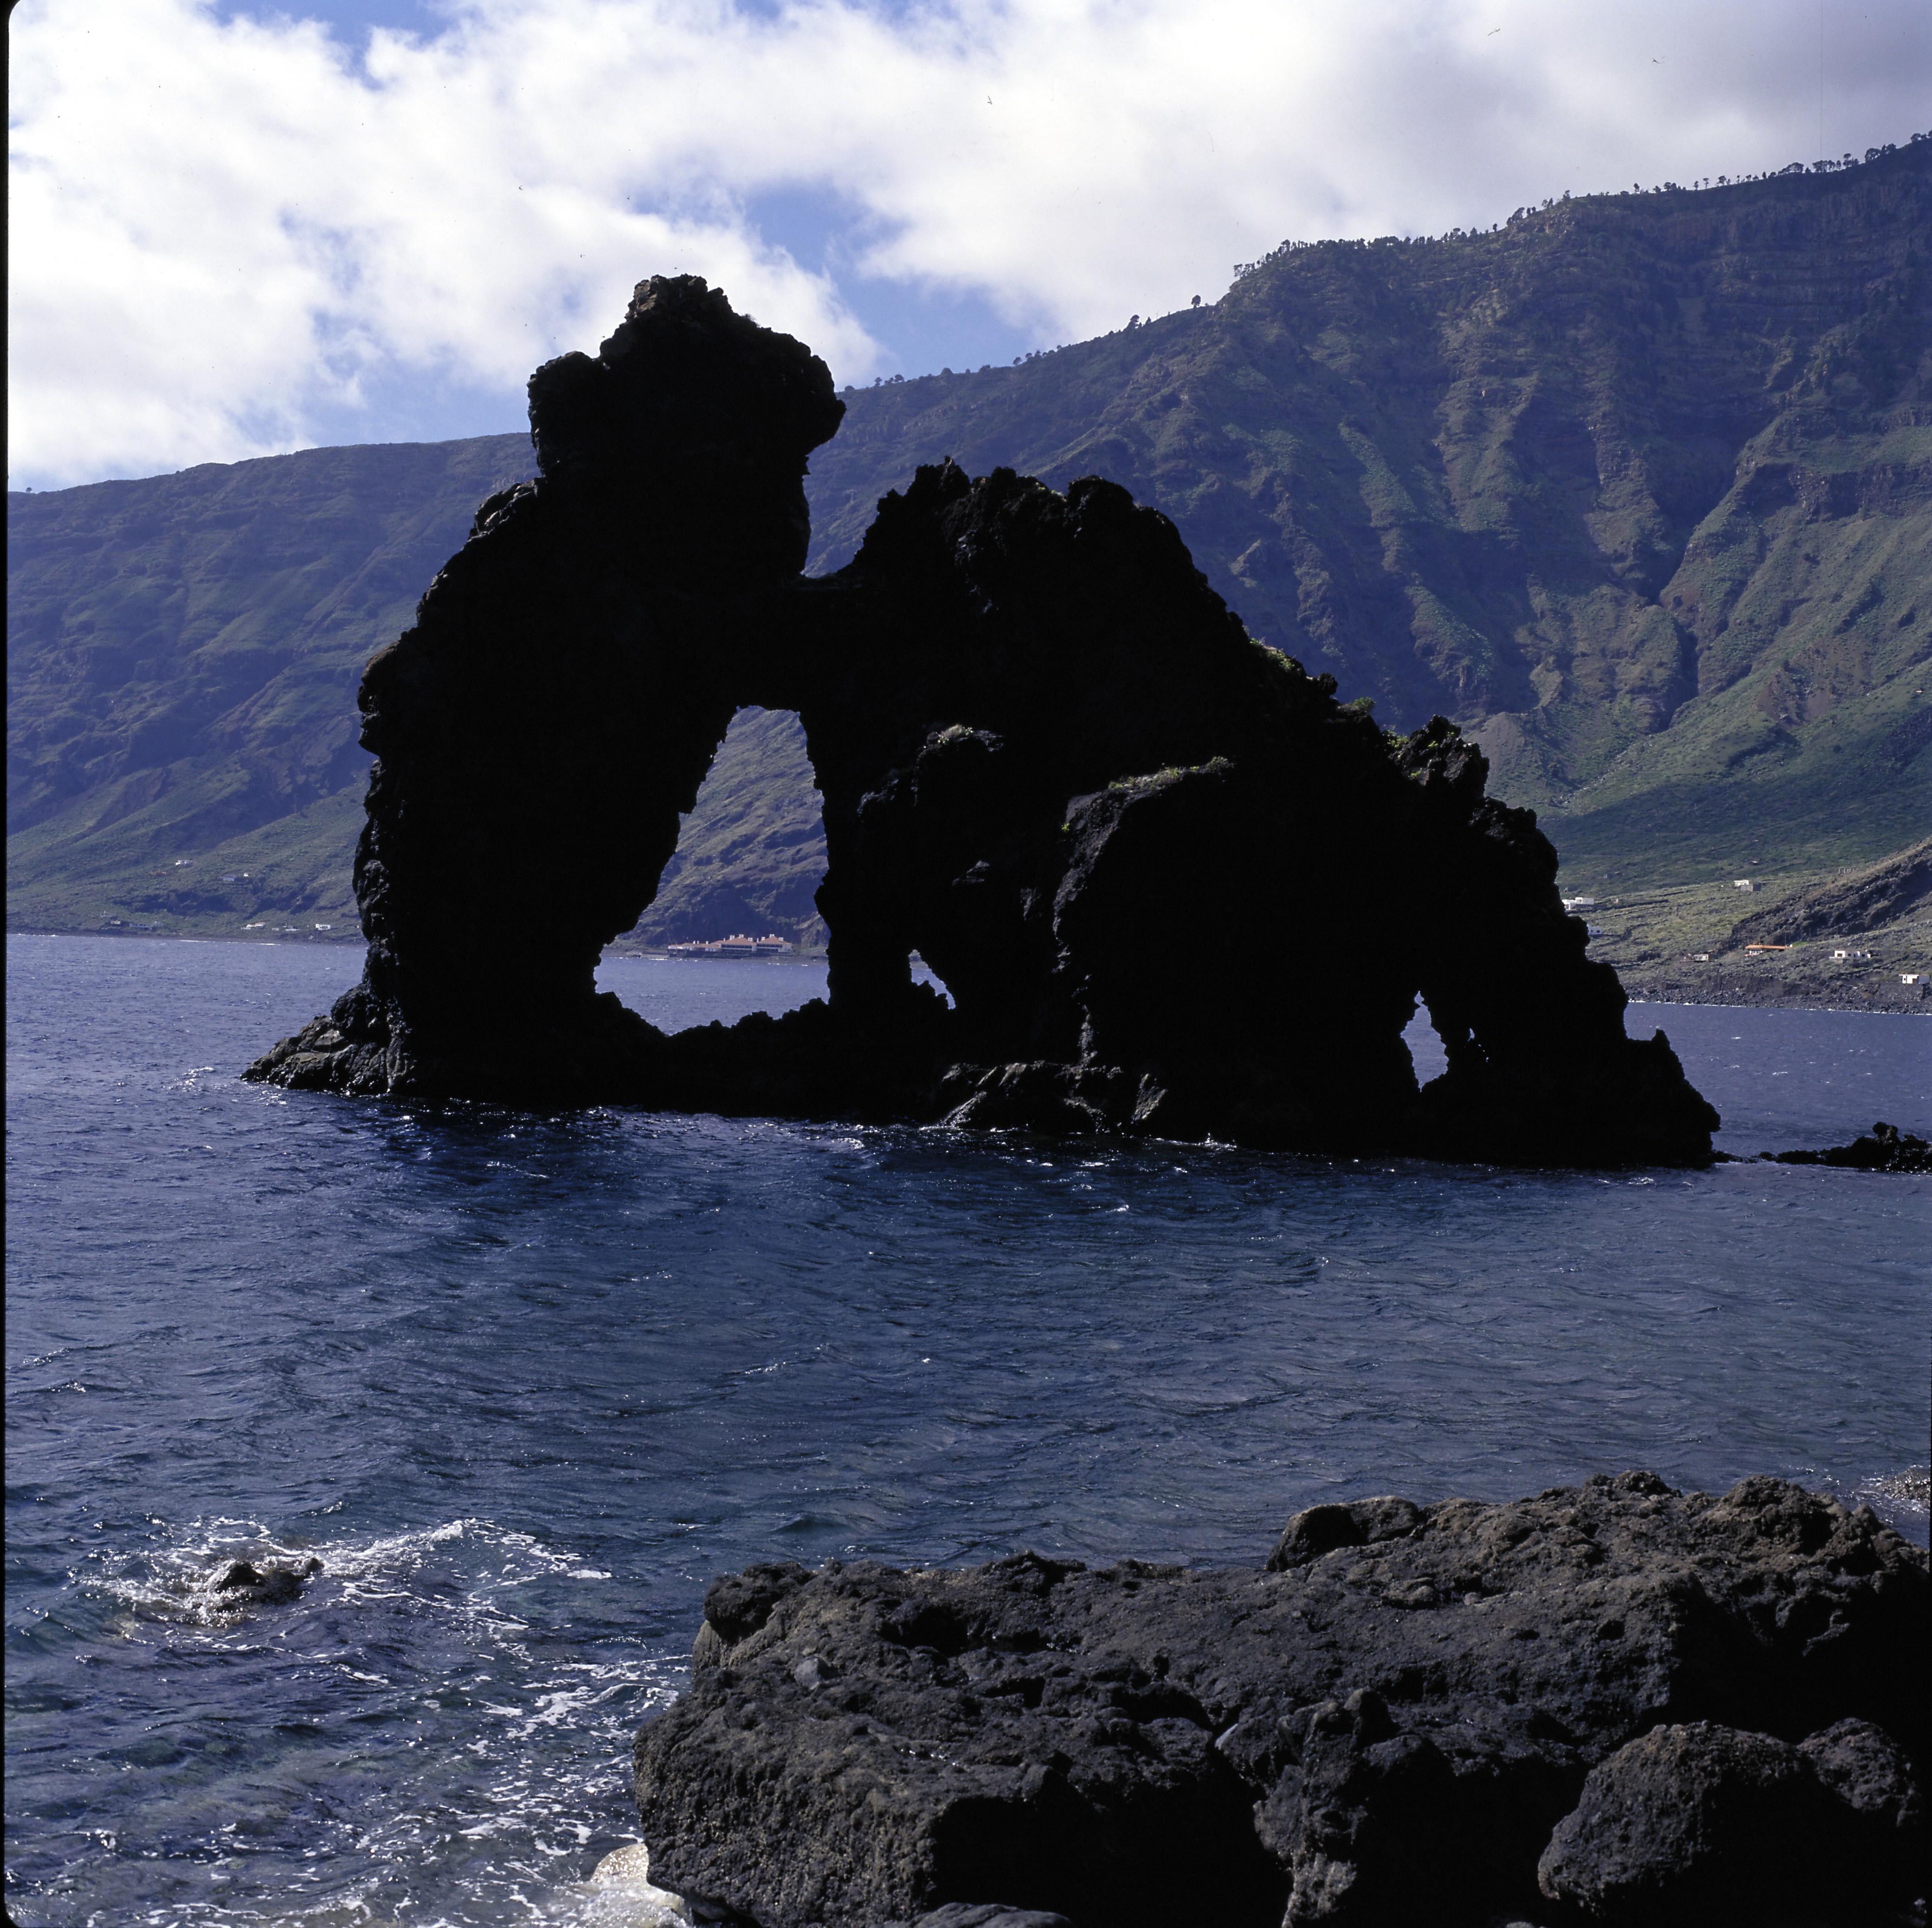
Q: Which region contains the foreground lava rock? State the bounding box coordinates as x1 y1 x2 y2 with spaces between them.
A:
1535 1718 1923 1924
248 275 1718 1164
631 1475 1924 1927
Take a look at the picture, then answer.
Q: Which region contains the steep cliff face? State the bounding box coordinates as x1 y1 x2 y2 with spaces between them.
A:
807 142 1931 883
9 144 1929 941
6 438 530 933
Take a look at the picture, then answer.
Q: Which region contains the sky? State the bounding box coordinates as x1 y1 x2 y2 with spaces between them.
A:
8 0 1929 490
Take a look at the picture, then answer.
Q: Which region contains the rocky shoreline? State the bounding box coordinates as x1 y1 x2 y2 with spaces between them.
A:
627 1474 1925 1928
1759 1121 1932 1174
1597 843 1930 1018
1622 973 1928 1017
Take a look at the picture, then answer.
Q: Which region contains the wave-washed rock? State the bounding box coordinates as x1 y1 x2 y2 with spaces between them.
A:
247 274 1719 1166
209 1556 321 1608
629 1474 1925 1928
1764 1121 1932 1174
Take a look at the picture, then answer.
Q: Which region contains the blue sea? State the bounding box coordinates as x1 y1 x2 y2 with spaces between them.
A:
6 932 1928 1926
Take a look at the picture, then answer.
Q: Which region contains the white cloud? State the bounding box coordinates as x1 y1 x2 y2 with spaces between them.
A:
9 0 1928 487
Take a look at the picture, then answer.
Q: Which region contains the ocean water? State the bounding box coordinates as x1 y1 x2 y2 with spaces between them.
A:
6 933 1928 1927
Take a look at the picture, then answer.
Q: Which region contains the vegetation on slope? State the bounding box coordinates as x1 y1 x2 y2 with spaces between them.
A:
7 438 530 936
620 706 827 948
9 142 1929 945
810 140 1932 893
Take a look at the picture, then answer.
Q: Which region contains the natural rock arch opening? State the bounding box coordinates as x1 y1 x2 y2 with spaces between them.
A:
249 274 1719 1167
625 707 828 952
910 953 955 1008
1403 1000 1450 1087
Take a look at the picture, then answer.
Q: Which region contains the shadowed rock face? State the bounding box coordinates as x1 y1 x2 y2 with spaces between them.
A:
246 276 1719 1165
632 1476 1925 1928
304 275 843 1084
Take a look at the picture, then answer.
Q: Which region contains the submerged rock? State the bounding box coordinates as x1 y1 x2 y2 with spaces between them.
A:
210 1555 321 1607
630 1474 1925 1928
247 276 1718 1166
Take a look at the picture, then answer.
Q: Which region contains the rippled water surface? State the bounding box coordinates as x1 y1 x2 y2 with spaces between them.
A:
7 935 1928 1925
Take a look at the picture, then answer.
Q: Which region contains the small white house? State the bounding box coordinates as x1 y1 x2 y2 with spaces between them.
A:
1904 974 1923 987
1732 879 1756 892
1561 895 1596 910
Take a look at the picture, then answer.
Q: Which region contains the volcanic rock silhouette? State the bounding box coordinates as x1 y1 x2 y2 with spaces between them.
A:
248 276 1718 1166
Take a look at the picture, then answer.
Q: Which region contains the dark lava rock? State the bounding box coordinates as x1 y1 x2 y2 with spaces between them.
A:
630 1474 1925 1928
899 1909 1074 1928
1536 1717 1922 1922
1536 1722 1825 1921
1799 1716 1923 1838
1766 1120 1932 1173
247 276 1719 1165
211 1556 322 1607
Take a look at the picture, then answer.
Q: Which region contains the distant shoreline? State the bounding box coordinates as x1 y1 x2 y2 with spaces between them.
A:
6 923 369 947
9 925 1925 1018
603 948 829 966
1618 965 1927 1018
1627 994 1928 1019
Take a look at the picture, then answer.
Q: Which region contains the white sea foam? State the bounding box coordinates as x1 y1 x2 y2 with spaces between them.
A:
81 1513 622 1639
570 1842 694 1926
1850 1465 1930 1531
1797 1465 1932 1540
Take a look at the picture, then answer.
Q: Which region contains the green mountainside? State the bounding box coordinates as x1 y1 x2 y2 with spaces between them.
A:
810 141 1932 895
7 438 530 936
9 141 1930 948
626 705 827 948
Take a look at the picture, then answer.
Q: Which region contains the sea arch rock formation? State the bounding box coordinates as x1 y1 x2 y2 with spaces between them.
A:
249 275 1719 1166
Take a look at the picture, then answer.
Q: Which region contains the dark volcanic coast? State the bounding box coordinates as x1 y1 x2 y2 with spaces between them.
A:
157 170 1932 1928
248 274 1719 1168
631 1473 1925 1927
224 238 1924 1928
6 65 1929 1928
